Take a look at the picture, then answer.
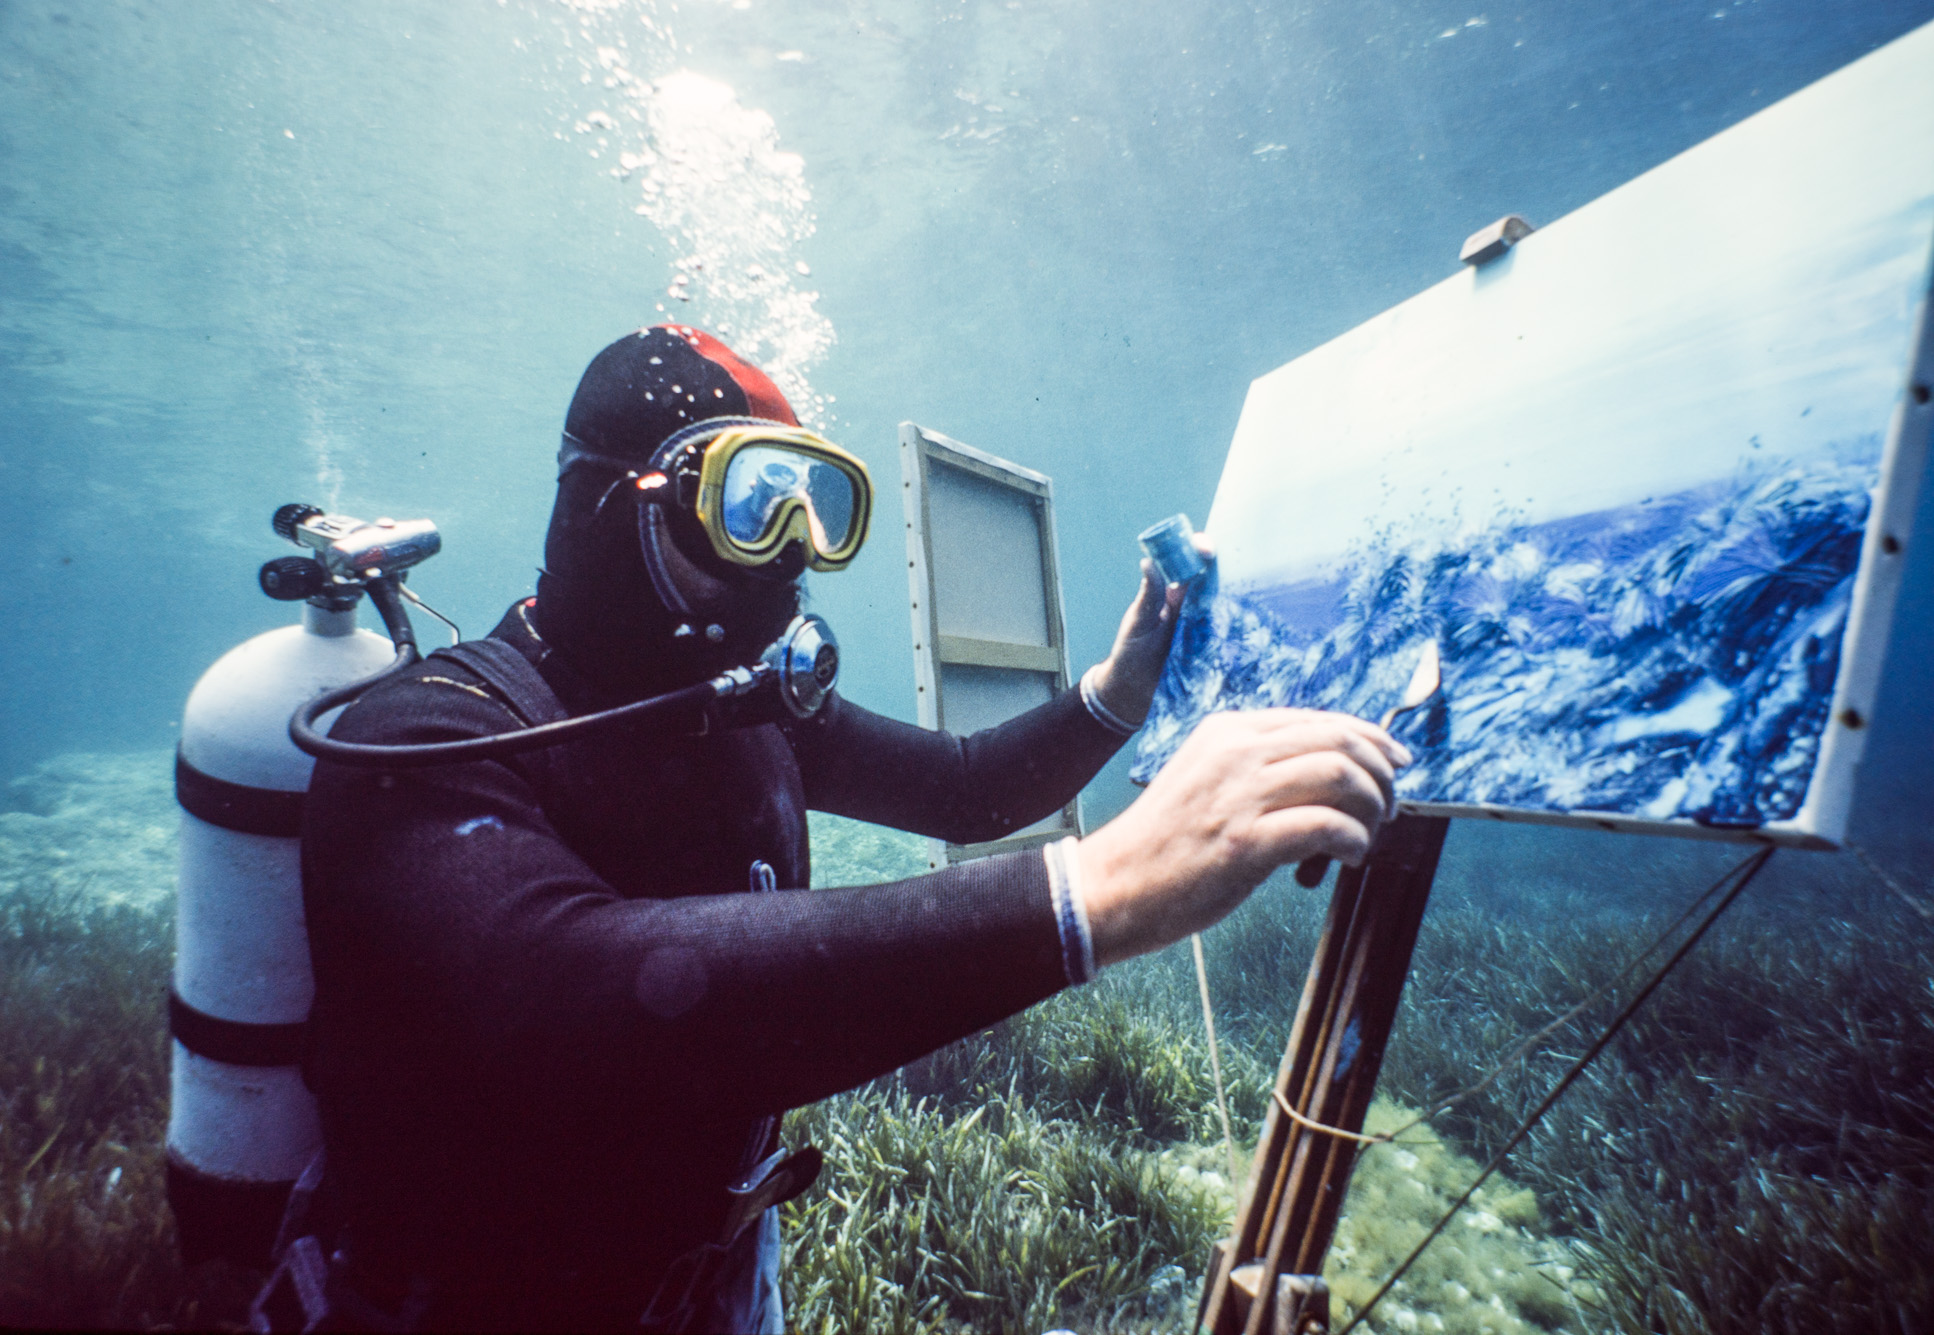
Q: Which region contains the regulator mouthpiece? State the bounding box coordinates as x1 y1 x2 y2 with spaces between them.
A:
760 614 840 718
261 503 443 605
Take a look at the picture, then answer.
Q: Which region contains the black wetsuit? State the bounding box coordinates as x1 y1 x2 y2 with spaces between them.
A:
300 603 1124 1332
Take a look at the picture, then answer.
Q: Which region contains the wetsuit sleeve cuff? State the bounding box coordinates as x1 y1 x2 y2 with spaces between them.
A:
1079 665 1141 738
1043 836 1097 985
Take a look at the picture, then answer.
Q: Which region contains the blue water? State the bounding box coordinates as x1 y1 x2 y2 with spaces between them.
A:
0 0 1930 844
1136 440 1882 827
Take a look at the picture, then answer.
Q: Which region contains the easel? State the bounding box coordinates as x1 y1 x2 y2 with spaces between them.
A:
1198 814 1450 1335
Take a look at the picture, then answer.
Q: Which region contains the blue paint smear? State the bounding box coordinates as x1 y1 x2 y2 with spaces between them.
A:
1134 438 1881 828
1334 1015 1363 1080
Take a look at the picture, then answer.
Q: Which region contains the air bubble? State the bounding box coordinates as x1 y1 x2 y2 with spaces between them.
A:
571 59 832 423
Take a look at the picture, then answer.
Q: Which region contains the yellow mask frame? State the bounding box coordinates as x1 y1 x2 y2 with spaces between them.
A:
691 425 874 573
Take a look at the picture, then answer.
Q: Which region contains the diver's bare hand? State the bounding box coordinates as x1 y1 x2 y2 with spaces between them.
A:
1075 708 1411 967
1086 535 1215 726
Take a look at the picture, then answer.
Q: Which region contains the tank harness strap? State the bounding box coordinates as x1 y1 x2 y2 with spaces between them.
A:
428 640 570 728
426 639 571 802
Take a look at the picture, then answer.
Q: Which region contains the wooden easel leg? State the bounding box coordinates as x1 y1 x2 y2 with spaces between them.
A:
1273 1275 1330 1335
1198 815 1449 1335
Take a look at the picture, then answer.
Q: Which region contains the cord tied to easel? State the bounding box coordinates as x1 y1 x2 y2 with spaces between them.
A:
1332 845 1776 1335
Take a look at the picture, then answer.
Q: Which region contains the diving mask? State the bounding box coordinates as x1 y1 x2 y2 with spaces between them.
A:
691 425 872 572
561 418 873 575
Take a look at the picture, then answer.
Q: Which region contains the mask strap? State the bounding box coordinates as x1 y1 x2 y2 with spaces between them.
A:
638 498 698 619
560 416 802 481
590 470 637 521
558 430 647 481
644 415 781 471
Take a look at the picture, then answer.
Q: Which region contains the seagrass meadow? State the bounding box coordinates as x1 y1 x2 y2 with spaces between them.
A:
3 750 1930 1333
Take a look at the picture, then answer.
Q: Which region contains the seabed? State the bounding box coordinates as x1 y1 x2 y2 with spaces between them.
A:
3 752 1931 1332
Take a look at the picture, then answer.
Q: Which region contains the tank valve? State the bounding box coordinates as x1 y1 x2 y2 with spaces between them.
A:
260 503 442 606
258 556 329 601
271 503 325 542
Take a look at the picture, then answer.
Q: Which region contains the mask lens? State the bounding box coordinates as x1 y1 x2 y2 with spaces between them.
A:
721 447 802 544
804 457 856 548
721 444 859 551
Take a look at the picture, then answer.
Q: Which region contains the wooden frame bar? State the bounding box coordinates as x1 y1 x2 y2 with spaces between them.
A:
1201 816 1450 1335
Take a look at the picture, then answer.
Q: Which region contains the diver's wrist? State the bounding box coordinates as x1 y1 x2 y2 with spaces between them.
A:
1070 826 1149 970
1043 837 1097 984
1080 663 1144 735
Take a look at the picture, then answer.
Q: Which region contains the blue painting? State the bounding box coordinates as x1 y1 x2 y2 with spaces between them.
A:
1135 27 1934 841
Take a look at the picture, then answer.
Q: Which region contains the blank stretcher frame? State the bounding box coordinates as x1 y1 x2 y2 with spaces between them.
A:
899 422 1080 869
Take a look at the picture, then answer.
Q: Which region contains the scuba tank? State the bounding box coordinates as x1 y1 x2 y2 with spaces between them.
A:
168 503 841 1268
166 506 433 1267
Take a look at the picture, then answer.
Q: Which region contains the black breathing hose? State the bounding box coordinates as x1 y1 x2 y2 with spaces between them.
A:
291 673 719 768
287 576 729 769
287 578 422 762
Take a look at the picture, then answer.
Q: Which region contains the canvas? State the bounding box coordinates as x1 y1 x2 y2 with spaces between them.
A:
900 424 1080 863
1134 21 1934 846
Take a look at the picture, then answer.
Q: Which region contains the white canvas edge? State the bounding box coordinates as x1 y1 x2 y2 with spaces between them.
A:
907 424 1053 489
899 422 943 734
1796 251 1934 847
899 422 946 871
1395 801 1834 850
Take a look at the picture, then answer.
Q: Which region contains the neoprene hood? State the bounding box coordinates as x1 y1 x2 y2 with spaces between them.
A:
535 326 804 703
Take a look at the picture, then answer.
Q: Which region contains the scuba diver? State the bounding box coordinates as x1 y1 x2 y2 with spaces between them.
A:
276 325 1409 1333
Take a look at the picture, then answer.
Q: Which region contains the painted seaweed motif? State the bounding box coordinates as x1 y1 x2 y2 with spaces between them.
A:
1135 440 1879 826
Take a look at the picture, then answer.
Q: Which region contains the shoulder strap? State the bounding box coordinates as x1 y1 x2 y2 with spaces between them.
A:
429 639 569 729
423 640 574 810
